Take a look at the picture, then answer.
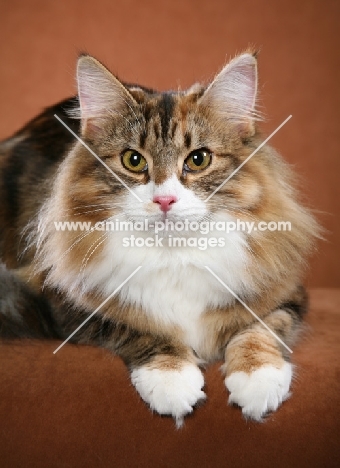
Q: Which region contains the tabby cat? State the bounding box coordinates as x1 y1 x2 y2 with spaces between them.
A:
0 51 319 426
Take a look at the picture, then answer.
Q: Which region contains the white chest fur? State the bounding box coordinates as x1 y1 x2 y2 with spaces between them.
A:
85 226 250 353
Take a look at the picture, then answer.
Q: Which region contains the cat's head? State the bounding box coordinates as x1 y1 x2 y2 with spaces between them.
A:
65 51 263 227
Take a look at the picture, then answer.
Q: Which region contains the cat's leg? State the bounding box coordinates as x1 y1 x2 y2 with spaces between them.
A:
223 290 307 421
117 332 205 427
74 317 206 427
224 319 293 421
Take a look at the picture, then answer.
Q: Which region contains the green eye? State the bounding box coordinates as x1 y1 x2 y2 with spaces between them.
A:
184 149 211 172
122 150 148 173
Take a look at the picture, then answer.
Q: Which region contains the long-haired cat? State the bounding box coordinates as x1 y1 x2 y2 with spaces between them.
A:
0 51 319 426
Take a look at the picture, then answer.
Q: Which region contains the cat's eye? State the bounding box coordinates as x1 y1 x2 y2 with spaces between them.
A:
121 150 148 173
184 149 211 172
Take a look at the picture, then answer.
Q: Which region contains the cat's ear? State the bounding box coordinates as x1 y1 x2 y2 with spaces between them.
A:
76 55 137 135
199 53 259 136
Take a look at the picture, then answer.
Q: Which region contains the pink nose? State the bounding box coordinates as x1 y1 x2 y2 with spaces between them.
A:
153 195 177 212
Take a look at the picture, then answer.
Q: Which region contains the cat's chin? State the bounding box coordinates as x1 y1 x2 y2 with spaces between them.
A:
126 213 210 229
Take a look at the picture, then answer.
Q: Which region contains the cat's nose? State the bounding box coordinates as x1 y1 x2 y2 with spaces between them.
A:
153 195 177 212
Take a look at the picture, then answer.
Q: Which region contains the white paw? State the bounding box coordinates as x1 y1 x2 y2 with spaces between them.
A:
131 363 206 427
225 362 292 421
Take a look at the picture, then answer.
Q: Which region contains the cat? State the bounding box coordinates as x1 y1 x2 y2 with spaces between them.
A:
0 50 319 426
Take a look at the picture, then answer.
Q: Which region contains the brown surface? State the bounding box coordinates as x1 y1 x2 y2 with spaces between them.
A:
0 289 339 467
0 0 339 287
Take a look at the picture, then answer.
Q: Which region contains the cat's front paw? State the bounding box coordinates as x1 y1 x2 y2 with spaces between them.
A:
131 362 206 427
225 362 292 421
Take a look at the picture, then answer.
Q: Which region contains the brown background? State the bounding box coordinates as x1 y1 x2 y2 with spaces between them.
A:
0 0 339 287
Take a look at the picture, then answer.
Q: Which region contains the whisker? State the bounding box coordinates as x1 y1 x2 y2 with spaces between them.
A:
80 232 108 274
